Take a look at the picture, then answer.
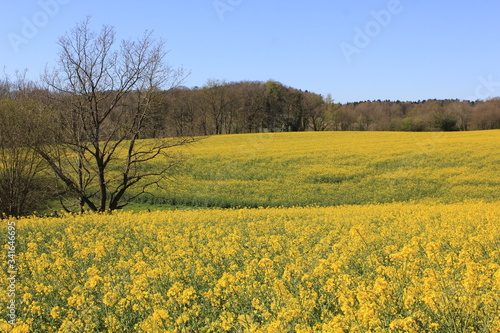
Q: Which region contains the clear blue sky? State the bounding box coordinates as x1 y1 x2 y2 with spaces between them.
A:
1 0 499 103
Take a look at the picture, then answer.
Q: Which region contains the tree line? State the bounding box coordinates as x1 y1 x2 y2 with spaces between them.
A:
152 81 500 137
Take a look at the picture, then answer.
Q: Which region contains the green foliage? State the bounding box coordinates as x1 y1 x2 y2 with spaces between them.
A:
434 112 459 131
401 117 428 131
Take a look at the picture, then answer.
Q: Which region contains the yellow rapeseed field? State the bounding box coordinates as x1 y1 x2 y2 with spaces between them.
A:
1 202 499 332
1 131 499 332
139 130 500 207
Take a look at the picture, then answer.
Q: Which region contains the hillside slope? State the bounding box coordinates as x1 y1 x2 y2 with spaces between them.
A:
132 130 500 208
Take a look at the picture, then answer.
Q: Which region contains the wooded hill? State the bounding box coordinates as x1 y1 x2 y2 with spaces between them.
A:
150 80 500 137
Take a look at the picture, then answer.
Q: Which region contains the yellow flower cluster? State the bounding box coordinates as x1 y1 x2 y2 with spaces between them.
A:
142 130 500 207
1 201 499 332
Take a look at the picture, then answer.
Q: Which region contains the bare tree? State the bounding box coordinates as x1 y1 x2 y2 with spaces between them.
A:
449 100 472 131
304 92 328 131
39 18 191 212
201 79 236 135
337 103 357 131
238 81 266 133
162 87 198 137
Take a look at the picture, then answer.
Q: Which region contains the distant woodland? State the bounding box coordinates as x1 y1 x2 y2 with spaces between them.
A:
141 80 500 137
2 78 500 141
